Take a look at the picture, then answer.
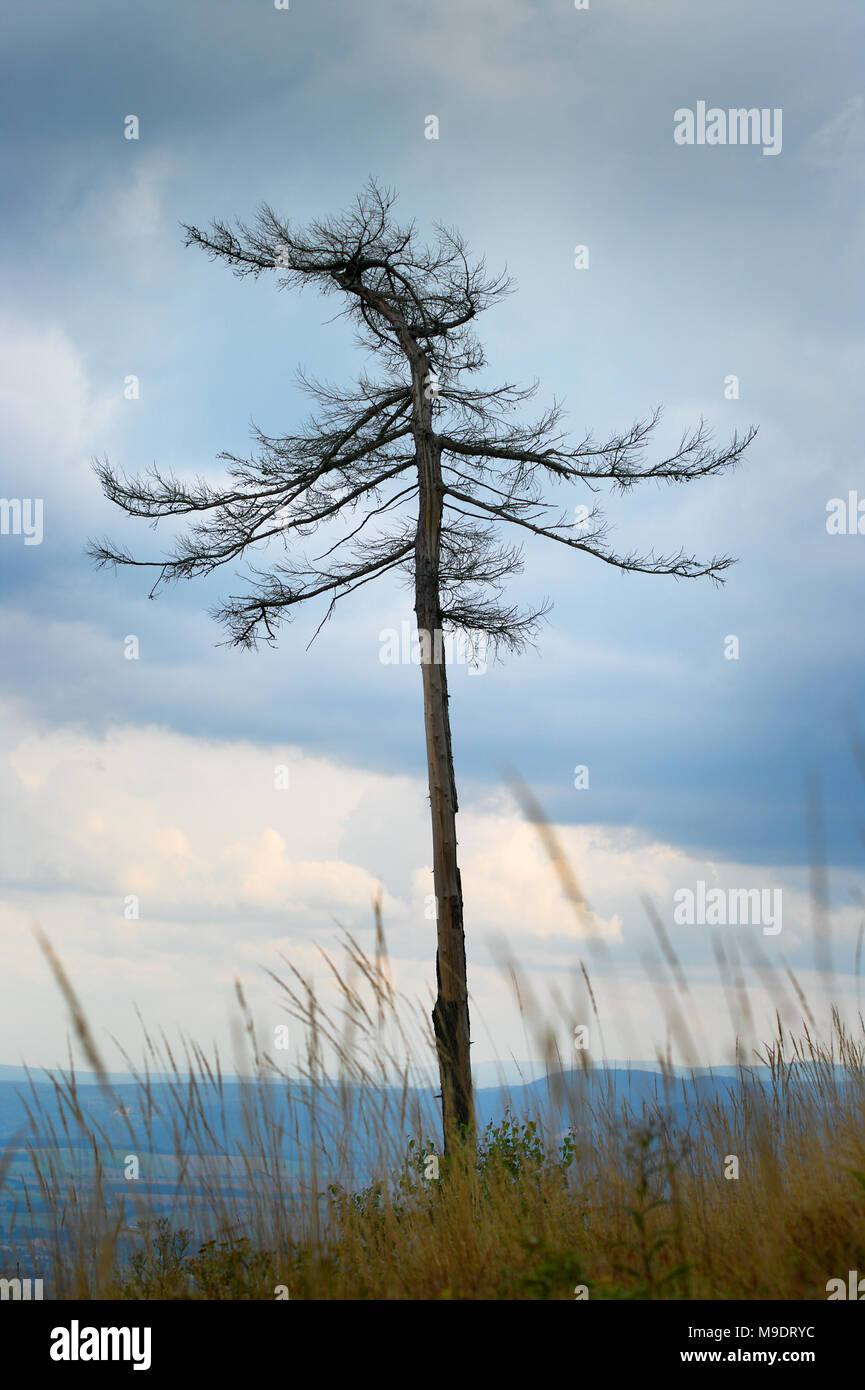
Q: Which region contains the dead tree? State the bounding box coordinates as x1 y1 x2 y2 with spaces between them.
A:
89 181 756 1152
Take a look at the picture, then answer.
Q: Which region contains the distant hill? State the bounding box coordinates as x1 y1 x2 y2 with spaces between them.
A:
0 1061 807 1160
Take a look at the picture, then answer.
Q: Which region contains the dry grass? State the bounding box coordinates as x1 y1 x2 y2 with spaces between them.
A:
0 924 863 1300
4 780 865 1300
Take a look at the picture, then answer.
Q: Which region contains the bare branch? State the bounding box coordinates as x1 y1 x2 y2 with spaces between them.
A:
443 486 735 582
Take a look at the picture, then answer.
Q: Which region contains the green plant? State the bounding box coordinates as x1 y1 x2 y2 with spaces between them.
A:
605 1122 692 1300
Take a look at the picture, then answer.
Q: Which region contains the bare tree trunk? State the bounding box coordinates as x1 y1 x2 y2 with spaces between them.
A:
410 353 474 1153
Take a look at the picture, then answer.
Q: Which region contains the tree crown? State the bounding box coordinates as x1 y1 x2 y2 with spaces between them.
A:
89 180 756 652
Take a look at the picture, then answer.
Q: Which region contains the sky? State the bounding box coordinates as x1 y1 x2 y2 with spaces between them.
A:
0 0 863 1074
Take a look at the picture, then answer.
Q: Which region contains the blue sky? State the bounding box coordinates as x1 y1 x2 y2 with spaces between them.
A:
0 0 863 1070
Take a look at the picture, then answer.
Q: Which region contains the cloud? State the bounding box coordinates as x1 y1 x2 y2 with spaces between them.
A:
0 315 117 501
67 153 177 258
0 703 861 1070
